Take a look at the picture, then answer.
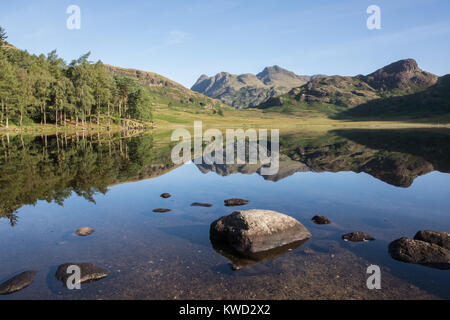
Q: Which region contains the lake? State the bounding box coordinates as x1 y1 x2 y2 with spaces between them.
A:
0 128 449 299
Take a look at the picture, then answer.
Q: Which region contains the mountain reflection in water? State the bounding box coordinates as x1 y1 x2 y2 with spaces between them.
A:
1 128 449 226
198 128 450 187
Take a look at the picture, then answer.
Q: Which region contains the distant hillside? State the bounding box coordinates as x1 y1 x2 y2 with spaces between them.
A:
105 65 229 112
337 74 450 119
191 66 312 109
255 59 446 120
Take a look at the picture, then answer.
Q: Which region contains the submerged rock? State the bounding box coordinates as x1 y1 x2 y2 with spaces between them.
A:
76 227 95 237
311 215 331 225
153 208 171 213
191 202 213 207
210 209 311 256
160 193 171 199
224 198 249 206
342 232 375 242
414 230 450 250
389 237 450 270
0 271 37 295
55 263 109 286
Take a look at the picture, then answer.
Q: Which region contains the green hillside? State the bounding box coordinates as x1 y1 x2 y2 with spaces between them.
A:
255 59 449 121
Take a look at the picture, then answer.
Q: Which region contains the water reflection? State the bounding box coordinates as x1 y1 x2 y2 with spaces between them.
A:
0 131 175 226
1 128 450 226
198 128 450 187
211 238 308 271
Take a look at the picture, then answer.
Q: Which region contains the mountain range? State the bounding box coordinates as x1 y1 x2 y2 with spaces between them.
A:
191 66 314 109
191 59 449 120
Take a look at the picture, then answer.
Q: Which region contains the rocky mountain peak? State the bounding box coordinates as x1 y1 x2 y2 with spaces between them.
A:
384 59 419 73
191 66 312 108
364 58 438 92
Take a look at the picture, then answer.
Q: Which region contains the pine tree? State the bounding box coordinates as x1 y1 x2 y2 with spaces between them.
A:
0 52 17 128
0 26 7 45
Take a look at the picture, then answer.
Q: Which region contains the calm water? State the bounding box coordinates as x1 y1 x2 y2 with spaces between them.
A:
0 128 449 300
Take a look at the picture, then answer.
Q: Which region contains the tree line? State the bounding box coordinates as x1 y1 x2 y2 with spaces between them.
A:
0 26 153 129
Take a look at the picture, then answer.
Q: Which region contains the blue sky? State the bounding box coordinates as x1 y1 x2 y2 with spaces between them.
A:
1 0 450 87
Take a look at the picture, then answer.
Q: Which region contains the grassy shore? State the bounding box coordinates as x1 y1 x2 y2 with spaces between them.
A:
1 107 449 135
151 107 450 129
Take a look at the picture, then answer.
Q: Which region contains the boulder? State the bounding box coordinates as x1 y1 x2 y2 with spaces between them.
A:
0 271 37 295
224 198 249 206
311 215 331 225
342 232 375 242
210 209 311 255
160 193 171 199
414 230 450 250
388 237 450 270
55 263 109 287
76 227 95 237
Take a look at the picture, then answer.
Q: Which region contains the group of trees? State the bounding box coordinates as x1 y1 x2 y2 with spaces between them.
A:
0 27 152 128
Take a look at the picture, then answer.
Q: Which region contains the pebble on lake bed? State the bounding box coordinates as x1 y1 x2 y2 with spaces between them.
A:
311 215 331 225
0 271 37 295
153 208 171 213
224 198 249 207
160 193 171 198
76 227 95 236
55 263 109 287
191 202 213 207
341 232 375 242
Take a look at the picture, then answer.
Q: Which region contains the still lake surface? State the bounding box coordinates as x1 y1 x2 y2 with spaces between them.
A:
0 128 449 299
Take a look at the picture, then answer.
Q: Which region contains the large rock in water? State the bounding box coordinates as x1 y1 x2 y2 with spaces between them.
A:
389 237 450 270
210 209 311 255
55 263 109 287
0 271 37 295
414 230 450 250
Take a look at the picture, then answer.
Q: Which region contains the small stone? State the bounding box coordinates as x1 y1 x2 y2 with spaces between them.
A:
224 198 249 206
191 202 213 207
153 208 171 213
0 271 37 295
311 215 331 225
76 227 95 237
55 263 109 287
342 232 375 242
160 193 171 199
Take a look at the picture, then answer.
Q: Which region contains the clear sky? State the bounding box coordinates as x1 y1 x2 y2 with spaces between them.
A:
1 0 450 87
